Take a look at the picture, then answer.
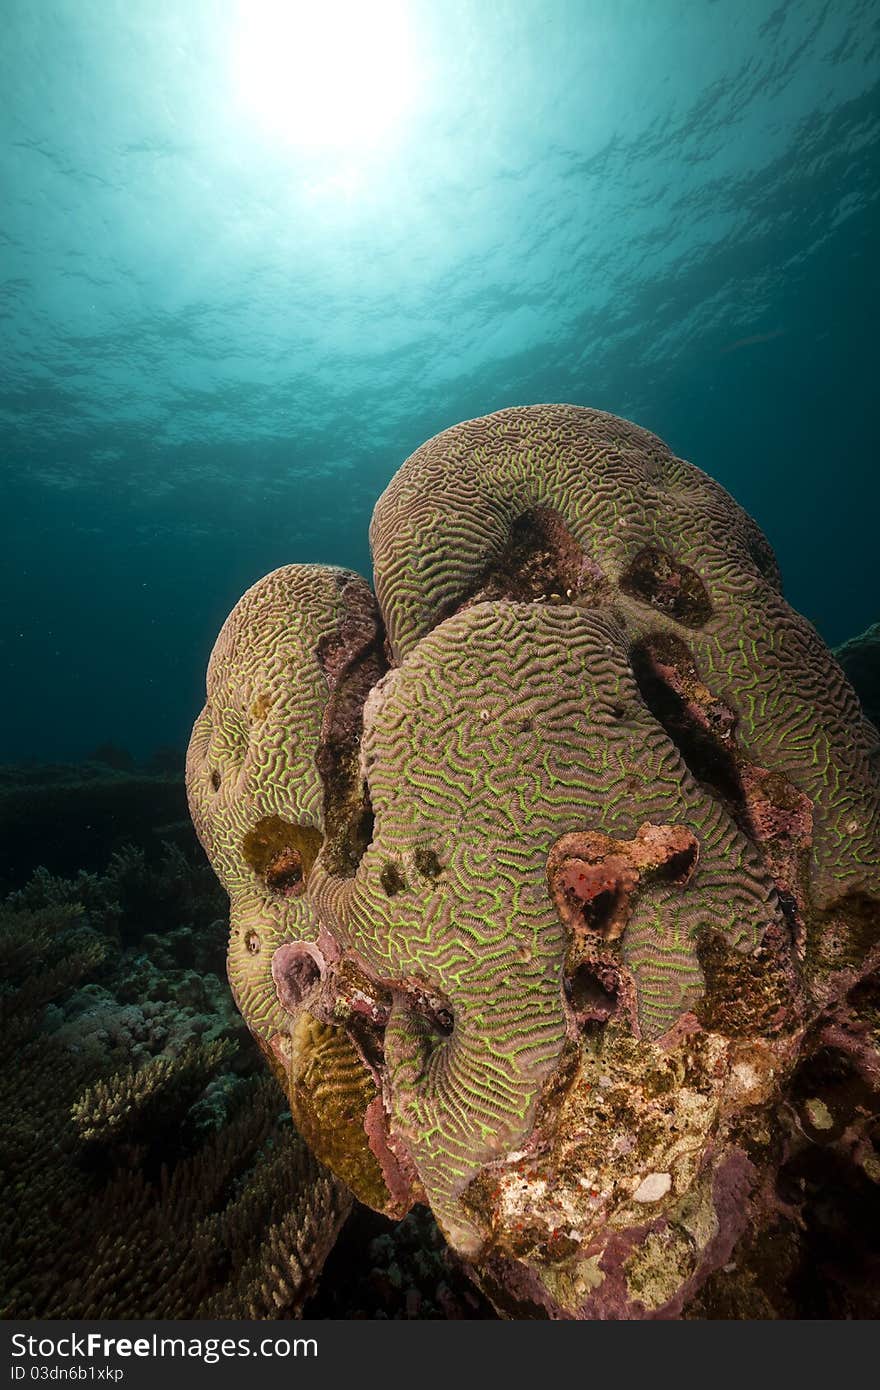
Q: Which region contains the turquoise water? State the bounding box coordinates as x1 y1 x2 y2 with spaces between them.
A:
2 0 877 762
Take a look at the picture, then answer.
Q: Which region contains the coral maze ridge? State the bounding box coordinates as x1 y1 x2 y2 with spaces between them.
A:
187 404 880 1319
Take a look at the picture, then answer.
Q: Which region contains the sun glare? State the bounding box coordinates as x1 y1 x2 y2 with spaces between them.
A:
232 0 419 154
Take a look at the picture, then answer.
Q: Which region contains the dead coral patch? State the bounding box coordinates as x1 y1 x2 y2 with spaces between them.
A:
441 507 611 618
241 816 323 900
620 546 713 628
548 822 699 944
316 576 387 878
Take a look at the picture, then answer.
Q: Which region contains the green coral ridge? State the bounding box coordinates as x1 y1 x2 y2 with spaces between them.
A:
187 564 340 1042
370 405 878 904
187 564 389 1207
188 405 880 1318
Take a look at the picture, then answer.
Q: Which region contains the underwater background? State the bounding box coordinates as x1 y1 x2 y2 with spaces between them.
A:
1 0 878 1321
2 0 878 765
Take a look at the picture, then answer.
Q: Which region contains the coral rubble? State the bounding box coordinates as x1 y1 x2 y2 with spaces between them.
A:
188 405 880 1319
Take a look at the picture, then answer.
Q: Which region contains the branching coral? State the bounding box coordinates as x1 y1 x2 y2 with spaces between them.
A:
188 405 880 1318
0 850 351 1319
72 1039 235 1148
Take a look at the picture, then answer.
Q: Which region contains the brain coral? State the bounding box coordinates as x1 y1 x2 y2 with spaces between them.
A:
187 405 880 1318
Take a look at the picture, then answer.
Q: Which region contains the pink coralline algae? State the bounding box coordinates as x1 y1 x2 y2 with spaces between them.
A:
187 406 880 1318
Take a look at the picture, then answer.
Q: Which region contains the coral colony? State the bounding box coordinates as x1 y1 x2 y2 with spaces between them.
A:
188 405 880 1319
0 836 350 1318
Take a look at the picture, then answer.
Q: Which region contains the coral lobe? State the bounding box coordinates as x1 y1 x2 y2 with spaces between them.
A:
187 405 880 1318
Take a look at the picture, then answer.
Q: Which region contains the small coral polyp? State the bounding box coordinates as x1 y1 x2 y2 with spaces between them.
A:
187 405 880 1319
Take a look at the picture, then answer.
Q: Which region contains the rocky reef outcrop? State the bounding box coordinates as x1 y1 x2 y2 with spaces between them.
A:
835 622 880 730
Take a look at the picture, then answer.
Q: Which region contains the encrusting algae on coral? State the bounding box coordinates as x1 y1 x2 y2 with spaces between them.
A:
187 405 880 1319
